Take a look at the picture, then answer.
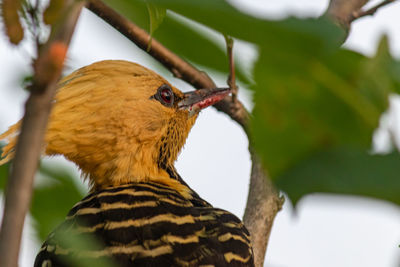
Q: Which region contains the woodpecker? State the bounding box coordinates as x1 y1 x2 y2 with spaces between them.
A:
0 60 254 266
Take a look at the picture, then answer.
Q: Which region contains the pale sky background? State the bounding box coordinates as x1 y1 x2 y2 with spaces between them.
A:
0 0 400 267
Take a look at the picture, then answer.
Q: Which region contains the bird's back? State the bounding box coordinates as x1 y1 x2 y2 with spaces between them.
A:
34 182 254 267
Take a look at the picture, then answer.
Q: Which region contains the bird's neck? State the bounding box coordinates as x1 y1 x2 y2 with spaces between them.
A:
45 115 195 198
83 119 192 198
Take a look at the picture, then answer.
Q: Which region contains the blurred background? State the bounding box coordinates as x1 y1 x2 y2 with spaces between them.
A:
0 0 400 266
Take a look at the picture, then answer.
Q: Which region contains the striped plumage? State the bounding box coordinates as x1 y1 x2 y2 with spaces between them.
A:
34 182 254 266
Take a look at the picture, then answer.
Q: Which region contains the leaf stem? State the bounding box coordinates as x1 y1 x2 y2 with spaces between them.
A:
224 35 238 101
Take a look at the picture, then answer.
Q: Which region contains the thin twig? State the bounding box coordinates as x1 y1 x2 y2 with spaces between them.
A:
0 2 84 267
224 35 238 101
349 0 397 22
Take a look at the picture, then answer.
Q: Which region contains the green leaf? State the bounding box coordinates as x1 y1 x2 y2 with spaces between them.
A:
0 144 9 190
43 0 65 25
0 144 84 241
31 163 84 241
146 2 166 50
276 148 400 206
365 35 400 95
250 31 400 205
251 35 395 176
147 0 344 48
0 163 9 190
49 229 116 267
104 0 150 30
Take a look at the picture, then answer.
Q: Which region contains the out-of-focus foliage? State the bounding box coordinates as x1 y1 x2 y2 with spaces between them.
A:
43 0 65 25
47 230 116 267
0 159 84 242
277 148 400 205
253 37 400 205
31 164 84 241
0 163 9 190
146 2 166 50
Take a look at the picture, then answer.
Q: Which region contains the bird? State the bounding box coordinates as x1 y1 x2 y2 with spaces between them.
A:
0 60 254 267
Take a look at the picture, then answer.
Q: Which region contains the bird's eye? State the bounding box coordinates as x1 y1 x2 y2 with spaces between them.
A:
161 88 172 103
155 84 174 107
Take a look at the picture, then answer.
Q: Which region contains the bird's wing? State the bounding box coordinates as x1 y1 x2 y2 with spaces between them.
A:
34 183 254 267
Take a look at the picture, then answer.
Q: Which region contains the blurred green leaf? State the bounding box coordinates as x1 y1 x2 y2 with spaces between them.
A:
365 35 400 95
0 144 83 241
0 163 9 190
43 0 65 25
31 164 84 241
147 0 344 48
277 148 400 206
104 0 150 30
48 229 116 267
251 35 397 174
251 33 400 204
146 2 166 50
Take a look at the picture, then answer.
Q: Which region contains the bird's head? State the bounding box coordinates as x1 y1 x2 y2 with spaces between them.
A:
0 60 229 195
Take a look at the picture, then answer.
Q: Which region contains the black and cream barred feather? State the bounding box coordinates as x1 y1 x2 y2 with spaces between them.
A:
34 182 254 267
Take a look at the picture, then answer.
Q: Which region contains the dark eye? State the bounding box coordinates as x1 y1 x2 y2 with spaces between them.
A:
161 88 172 103
155 84 174 107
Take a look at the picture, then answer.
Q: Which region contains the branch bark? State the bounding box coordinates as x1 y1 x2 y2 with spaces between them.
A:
349 0 397 22
0 2 84 267
327 0 399 28
326 0 370 29
243 152 284 267
86 1 281 266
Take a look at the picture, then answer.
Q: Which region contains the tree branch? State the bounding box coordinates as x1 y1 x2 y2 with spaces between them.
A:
0 2 84 267
326 0 370 29
349 0 398 22
326 0 398 29
243 152 284 267
87 1 281 266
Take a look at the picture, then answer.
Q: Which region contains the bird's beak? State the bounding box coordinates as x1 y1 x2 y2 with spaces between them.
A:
178 87 230 117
